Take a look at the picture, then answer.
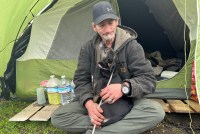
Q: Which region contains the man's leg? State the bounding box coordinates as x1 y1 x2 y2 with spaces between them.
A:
86 99 165 134
51 101 92 133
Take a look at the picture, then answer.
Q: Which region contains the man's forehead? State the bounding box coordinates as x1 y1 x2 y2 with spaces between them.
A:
97 19 116 25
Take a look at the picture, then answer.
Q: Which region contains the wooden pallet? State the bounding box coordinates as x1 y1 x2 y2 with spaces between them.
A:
9 101 60 121
154 99 200 113
9 99 200 122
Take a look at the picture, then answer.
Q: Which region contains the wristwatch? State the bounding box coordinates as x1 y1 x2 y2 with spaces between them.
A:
121 82 130 95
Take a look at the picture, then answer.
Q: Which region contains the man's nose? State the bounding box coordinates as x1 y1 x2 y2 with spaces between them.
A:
103 24 112 33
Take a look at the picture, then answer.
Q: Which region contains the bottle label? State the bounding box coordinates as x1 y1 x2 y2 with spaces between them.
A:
58 87 68 93
46 87 58 93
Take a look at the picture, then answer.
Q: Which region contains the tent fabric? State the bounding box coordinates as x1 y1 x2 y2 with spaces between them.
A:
173 0 197 41
163 0 199 101
0 0 199 101
196 0 200 102
145 0 190 55
0 0 52 76
18 0 83 61
145 88 190 99
47 0 99 60
16 59 77 99
172 0 199 101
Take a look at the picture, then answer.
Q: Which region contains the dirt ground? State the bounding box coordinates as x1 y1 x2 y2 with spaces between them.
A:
142 113 200 134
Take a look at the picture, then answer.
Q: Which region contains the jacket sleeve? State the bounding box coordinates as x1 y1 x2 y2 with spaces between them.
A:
73 41 94 106
125 40 156 98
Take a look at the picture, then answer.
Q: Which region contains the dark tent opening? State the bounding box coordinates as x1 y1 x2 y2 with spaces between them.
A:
117 0 190 80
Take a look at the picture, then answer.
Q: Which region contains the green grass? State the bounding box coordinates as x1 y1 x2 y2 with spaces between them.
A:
0 100 69 134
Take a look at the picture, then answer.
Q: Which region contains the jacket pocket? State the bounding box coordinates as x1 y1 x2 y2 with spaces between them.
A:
117 61 130 80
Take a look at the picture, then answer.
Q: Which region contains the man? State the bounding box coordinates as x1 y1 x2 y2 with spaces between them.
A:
51 1 165 134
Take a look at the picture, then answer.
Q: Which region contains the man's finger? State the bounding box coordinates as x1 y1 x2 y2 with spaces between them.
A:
98 106 103 113
91 115 102 126
92 119 101 126
101 94 110 100
94 108 105 120
100 88 108 96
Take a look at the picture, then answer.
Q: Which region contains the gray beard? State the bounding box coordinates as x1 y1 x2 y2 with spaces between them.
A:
102 34 114 42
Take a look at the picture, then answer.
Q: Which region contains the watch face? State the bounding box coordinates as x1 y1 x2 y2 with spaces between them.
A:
122 86 129 94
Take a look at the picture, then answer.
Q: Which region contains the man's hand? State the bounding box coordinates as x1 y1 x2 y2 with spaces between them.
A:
85 100 105 127
100 83 123 103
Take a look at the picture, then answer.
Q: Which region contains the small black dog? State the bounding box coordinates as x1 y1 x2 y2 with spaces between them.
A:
93 48 133 127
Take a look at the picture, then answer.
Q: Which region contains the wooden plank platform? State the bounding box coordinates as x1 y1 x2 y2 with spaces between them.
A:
184 100 200 113
153 99 174 113
29 104 60 121
155 99 200 113
9 101 43 121
9 99 200 122
9 101 60 121
167 100 194 113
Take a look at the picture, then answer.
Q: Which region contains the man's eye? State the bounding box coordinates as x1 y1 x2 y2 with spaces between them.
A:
108 22 113 25
108 21 114 25
98 24 104 27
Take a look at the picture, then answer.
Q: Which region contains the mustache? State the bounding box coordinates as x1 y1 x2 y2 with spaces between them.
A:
102 33 115 41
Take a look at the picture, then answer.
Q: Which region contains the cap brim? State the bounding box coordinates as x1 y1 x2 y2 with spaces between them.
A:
94 14 119 24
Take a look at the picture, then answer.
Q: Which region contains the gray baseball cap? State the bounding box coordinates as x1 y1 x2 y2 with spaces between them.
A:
93 1 119 24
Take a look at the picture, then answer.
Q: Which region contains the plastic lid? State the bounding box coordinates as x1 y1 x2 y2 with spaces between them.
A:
61 75 66 79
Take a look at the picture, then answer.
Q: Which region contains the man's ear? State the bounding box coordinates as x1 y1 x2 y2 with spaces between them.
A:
92 23 97 32
115 20 119 26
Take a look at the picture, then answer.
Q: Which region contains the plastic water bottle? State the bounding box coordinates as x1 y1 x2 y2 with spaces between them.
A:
70 80 76 101
58 75 71 105
46 75 60 87
46 75 60 105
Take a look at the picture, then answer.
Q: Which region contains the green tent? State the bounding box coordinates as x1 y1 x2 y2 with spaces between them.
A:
0 0 199 102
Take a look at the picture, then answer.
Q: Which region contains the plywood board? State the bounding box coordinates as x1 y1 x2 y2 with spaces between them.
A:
29 104 60 121
153 99 173 113
167 100 194 113
184 100 200 113
9 101 43 121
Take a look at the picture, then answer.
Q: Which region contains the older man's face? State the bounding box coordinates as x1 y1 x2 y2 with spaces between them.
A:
93 19 118 44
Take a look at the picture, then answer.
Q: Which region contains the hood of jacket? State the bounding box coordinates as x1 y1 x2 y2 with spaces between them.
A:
114 25 137 51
